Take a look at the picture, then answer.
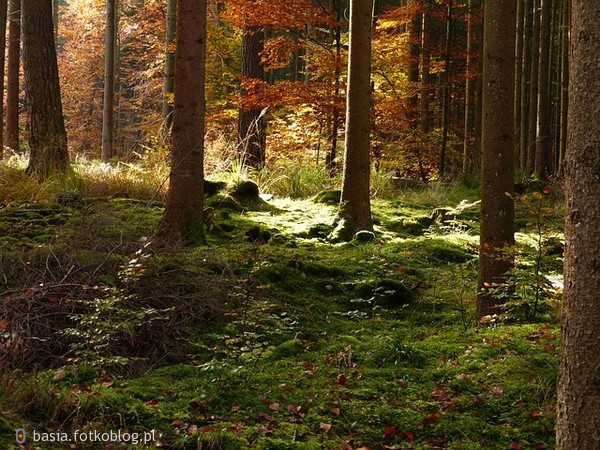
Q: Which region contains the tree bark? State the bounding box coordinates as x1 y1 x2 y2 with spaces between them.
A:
556 2 600 447
419 11 431 134
534 0 552 179
102 0 116 161
520 0 532 173
162 0 207 238
526 0 540 175
5 0 20 153
439 2 453 179
22 0 69 177
477 0 516 319
514 0 524 169
407 0 420 124
0 0 8 158
339 0 373 233
162 0 176 134
237 25 266 168
557 0 569 175
463 0 475 172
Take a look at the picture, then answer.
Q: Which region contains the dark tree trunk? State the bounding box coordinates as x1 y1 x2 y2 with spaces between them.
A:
514 0 524 168
526 0 540 174
535 0 553 179
556 2 600 447
0 0 7 158
238 26 266 168
162 0 207 237
463 0 475 172
6 0 20 153
102 0 116 161
407 0 420 123
419 11 431 134
477 0 516 319
520 0 532 173
557 0 569 175
339 0 373 233
22 0 69 177
439 3 453 179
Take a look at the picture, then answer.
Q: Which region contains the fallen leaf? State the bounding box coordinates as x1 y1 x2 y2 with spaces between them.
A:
231 402 242 412
533 443 549 450
319 422 332 433
53 368 67 381
329 405 341 416
491 386 504 396
171 420 184 427
269 403 281 411
337 374 347 386
144 399 159 407
384 425 397 438
0 319 8 330
508 442 522 449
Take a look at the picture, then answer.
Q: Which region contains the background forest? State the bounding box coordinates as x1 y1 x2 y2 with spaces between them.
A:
0 0 598 449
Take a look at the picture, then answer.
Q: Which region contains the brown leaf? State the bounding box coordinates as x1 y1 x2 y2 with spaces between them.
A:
144 399 159 406
384 425 397 438
231 402 242 412
0 319 8 330
269 403 281 411
171 420 184 427
337 374 347 386
508 442 522 450
319 422 332 433
53 368 67 381
491 386 504 396
329 405 341 416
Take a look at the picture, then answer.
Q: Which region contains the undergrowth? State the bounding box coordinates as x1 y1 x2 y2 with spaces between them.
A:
0 159 562 449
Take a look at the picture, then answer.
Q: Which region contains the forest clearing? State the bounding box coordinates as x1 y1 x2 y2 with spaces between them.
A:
0 0 599 448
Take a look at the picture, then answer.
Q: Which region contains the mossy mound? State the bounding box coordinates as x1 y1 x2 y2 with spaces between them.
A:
346 278 414 308
312 189 341 205
204 179 227 197
328 217 355 242
388 215 433 236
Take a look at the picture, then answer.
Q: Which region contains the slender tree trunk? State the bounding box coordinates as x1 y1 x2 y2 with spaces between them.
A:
162 0 207 238
514 0 524 168
556 2 600 447
407 0 420 123
326 0 341 176
52 0 58 40
535 0 552 179
419 11 431 134
339 0 373 233
439 2 453 178
474 2 484 165
526 0 540 175
557 0 569 175
520 0 532 173
22 0 69 177
6 0 20 153
463 0 475 172
477 0 516 319
162 0 176 134
102 0 116 161
0 0 8 158
238 26 266 168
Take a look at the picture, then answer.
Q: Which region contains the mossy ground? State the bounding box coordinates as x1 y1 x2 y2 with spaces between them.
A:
0 176 563 449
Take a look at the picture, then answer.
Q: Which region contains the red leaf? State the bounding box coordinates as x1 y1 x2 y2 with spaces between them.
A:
0 319 9 330
145 399 159 407
508 443 522 450
404 431 415 441
384 425 397 438
329 406 341 416
337 374 347 386
269 403 281 411
533 443 549 450
200 425 216 434
231 402 242 412
491 386 504 396
419 413 439 427
542 185 552 194
530 410 544 421
258 412 272 421
171 420 184 427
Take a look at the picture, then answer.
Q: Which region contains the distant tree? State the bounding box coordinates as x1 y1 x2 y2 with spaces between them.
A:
526 0 540 175
5 0 20 153
534 0 552 179
102 0 117 161
476 0 516 319
22 0 69 177
238 25 266 168
338 0 373 233
556 1 600 447
162 0 207 239
0 0 8 158
162 0 176 134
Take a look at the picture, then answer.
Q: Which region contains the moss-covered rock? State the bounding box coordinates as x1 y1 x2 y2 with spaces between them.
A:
204 179 227 197
312 189 341 205
353 278 414 308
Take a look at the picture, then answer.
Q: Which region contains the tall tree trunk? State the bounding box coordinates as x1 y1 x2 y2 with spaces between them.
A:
520 0 532 173
339 0 373 234
326 0 341 176
52 0 58 40
535 0 553 179
526 0 540 175
102 0 116 161
557 0 569 175
162 0 176 134
22 0 69 178
162 0 207 238
439 2 453 179
477 0 516 319
407 0 420 124
0 0 8 158
463 0 475 172
237 26 266 168
556 1 600 447
419 11 431 134
514 0 524 169
6 0 20 153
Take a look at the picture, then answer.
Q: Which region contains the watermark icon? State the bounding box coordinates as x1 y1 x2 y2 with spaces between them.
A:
15 428 157 445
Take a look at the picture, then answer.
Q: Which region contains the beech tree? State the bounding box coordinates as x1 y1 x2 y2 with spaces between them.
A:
338 0 373 234
556 1 600 447
22 0 69 177
162 0 207 238
476 0 516 319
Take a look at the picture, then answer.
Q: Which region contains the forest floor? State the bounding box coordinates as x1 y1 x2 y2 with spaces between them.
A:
0 170 563 449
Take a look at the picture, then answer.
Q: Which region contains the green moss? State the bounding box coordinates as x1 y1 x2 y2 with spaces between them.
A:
312 189 341 205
